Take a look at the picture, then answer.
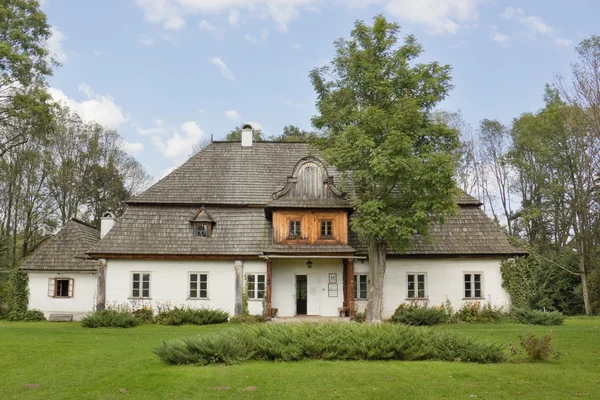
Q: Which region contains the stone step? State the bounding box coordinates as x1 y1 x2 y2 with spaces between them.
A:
48 314 73 322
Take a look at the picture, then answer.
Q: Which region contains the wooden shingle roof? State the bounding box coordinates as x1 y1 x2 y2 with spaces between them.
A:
22 219 100 271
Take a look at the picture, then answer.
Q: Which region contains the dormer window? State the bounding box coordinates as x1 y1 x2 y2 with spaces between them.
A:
289 220 301 238
320 220 333 238
196 223 211 238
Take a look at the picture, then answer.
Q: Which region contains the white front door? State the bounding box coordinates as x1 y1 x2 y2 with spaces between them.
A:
307 274 321 315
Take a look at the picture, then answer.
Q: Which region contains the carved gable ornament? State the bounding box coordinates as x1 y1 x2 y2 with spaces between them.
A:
272 157 346 201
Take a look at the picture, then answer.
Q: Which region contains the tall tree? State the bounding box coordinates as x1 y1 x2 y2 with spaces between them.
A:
270 125 316 142
310 16 460 322
0 0 54 157
225 125 264 142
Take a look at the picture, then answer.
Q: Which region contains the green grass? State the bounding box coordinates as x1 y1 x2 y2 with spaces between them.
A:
1 318 599 399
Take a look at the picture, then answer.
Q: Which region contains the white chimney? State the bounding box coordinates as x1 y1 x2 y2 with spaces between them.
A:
100 212 116 239
241 123 253 147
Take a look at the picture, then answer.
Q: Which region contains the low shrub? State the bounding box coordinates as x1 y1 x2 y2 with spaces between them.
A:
446 300 508 323
80 310 141 328
353 311 366 323
513 308 565 326
514 332 559 361
229 314 266 324
391 303 445 326
132 306 154 323
154 323 506 365
155 307 229 326
6 309 46 322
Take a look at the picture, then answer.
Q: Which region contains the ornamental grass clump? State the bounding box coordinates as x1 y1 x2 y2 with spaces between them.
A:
80 309 141 328
155 307 229 326
514 308 565 326
154 323 506 365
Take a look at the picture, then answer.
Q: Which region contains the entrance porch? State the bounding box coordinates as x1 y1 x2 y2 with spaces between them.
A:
265 257 357 318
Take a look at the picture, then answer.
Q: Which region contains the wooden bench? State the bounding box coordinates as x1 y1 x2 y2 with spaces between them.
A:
337 307 349 317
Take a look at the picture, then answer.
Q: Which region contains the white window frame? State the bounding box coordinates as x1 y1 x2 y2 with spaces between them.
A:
188 272 209 299
406 273 427 299
354 274 368 300
131 272 151 299
463 272 484 299
246 273 266 300
48 278 74 298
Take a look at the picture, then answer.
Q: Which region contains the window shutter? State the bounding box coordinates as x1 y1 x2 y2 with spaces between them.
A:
68 278 74 297
48 278 55 297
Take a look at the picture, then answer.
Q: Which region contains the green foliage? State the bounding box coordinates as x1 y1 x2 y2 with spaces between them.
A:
391 303 445 326
80 310 141 328
270 125 316 142
132 306 154 323
353 311 366 323
10 269 29 315
225 125 264 142
514 332 558 361
442 299 508 323
154 323 506 365
229 315 266 324
513 308 565 326
7 308 45 321
155 307 229 326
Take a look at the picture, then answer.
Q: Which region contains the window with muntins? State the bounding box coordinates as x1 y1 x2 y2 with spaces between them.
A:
48 278 74 298
464 273 483 298
247 274 266 299
288 220 301 238
407 273 426 298
196 223 210 237
320 220 333 238
189 273 208 299
354 274 368 300
131 272 151 298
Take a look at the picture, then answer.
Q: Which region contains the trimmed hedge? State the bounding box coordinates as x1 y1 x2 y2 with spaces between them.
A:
514 308 565 326
229 315 266 324
6 309 46 322
81 310 141 328
155 307 229 326
154 323 506 365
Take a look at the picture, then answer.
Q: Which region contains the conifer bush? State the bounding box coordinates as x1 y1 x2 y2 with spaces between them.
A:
80 309 141 328
391 303 446 326
155 307 229 326
6 309 46 322
154 323 506 365
514 308 565 326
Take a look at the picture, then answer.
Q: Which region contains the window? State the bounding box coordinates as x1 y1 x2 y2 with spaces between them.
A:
195 223 211 237
354 274 368 300
189 273 208 299
320 220 333 238
407 273 426 299
48 278 74 298
464 273 483 298
288 220 301 238
247 274 265 299
131 272 151 298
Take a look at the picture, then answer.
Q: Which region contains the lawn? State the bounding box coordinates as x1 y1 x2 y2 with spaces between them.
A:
1 318 599 399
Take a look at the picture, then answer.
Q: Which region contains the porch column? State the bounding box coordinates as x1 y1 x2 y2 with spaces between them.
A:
347 258 355 318
96 259 107 311
234 260 243 316
266 259 272 318
342 259 348 310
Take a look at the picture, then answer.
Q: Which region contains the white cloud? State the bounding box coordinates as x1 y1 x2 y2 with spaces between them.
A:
151 121 205 158
228 9 240 27
501 7 571 47
198 19 216 31
136 118 169 135
49 84 129 129
487 25 509 46
135 0 185 30
137 34 154 46
225 109 241 120
554 38 574 47
261 29 269 40
93 50 108 56
48 26 68 63
382 0 484 35
209 57 235 81
293 42 302 49
198 109 206 113
245 35 258 44
247 121 263 131
122 141 144 155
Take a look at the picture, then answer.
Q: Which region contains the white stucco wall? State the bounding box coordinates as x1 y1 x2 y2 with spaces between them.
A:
271 258 344 317
105 259 267 316
353 258 510 319
28 271 97 320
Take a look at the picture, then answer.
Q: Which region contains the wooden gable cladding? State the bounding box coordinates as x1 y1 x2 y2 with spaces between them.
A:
273 210 348 245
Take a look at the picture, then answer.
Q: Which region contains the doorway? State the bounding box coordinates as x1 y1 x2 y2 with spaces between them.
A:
296 275 307 315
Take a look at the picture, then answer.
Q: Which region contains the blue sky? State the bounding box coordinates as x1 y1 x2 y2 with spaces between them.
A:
41 0 597 180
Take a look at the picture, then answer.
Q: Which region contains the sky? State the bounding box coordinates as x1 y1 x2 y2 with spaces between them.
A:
41 0 598 180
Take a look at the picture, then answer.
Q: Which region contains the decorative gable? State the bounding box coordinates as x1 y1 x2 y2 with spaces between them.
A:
190 207 215 238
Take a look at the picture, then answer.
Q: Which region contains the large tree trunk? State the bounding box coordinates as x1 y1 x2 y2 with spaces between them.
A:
366 239 387 323
577 238 592 315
